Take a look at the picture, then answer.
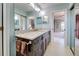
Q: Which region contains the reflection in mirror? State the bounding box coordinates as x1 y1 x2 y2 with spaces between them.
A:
14 3 37 34
14 3 49 34
15 13 26 31
28 16 35 31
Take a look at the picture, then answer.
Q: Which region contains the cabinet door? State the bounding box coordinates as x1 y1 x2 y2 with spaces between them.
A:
41 39 44 55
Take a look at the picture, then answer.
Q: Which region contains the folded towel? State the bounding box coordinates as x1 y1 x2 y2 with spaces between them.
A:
21 41 27 55
16 40 22 52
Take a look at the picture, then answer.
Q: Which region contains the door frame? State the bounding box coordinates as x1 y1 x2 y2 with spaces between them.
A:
0 3 4 56
51 9 68 47
3 3 15 56
69 4 75 55
0 3 2 56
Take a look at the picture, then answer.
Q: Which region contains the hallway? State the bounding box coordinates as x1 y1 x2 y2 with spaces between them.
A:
44 32 73 56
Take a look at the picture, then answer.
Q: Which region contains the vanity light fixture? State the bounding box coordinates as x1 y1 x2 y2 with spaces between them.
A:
15 14 18 20
35 7 40 12
30 3 35 8
30 3 40 12
40 11 45 16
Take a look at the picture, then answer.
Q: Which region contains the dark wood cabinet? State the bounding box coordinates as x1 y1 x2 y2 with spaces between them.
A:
16 31 51 56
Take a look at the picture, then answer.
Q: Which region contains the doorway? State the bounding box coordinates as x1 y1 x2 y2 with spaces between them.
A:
53 11 65 47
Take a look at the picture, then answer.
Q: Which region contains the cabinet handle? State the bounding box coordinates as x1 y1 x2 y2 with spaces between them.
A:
26 41 32 52
28 44 32 52
26 41 32 45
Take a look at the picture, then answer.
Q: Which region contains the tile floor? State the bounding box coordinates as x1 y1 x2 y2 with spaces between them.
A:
44 32 73 56
75 38 79 56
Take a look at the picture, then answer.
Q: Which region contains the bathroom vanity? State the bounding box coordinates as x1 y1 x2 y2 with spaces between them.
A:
16 30 51 56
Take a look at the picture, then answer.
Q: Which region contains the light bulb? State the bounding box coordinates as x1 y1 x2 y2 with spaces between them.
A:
40 11 45 16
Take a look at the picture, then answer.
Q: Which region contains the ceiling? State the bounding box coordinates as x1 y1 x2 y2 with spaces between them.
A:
14 3 69 12
54 16 64 21
14 3 35 12
37 3 69 11
38 3 61 10
54 11 65 17
54 11 65 21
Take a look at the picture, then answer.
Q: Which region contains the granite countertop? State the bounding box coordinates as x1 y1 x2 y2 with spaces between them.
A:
16 30 49 40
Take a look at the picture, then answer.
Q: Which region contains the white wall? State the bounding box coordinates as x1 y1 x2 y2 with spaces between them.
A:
3 3 15 56
47 11 54 42
0 3 2 56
